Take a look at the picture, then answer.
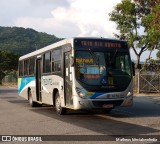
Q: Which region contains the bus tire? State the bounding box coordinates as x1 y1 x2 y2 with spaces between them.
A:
55 92 67 115
28 90 37 107
104 108 112 113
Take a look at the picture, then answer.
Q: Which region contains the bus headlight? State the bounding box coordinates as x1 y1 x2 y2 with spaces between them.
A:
75 87 95 98
127 91 133 97
79 92 86 97
75 87 87 98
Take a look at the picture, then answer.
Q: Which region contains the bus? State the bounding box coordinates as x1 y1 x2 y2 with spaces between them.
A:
18 37 134 115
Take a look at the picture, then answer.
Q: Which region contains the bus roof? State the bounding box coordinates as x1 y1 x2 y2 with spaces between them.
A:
19 38 73 61
19 37 126 61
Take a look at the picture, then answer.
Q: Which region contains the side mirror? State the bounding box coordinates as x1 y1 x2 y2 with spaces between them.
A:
132 62 135 76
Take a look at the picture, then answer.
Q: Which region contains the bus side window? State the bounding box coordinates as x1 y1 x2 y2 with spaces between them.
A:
52 48 62 72
19 61 24 77
29 57 35 75
43 52 51 73
24 59 29 76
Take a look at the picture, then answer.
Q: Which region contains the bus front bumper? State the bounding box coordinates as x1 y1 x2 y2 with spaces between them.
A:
73 96 133 110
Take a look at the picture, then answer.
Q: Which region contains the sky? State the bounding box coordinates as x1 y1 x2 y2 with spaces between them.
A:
0 0 158 61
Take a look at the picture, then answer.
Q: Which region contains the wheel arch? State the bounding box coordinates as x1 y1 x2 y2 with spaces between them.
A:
52 88 59 106
27 87 31 100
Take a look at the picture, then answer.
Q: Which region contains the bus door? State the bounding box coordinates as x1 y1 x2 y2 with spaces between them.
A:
36 58 42 102
64 52 73 107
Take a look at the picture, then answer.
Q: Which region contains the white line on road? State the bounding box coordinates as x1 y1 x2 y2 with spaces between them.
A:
152 97 160 100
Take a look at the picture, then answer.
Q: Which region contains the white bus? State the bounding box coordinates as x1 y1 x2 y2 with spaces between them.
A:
18 37 134 115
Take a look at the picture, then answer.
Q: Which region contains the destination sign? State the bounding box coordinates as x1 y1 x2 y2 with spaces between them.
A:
74 38 127 49
81 41 121 48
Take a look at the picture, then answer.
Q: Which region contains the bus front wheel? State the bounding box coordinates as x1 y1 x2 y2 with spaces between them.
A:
55 92 67 115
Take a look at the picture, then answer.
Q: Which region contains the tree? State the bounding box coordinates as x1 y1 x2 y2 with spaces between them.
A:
109 0 160 69
157 51 160 59
136 0 160 61
0 50 19 85
152 2 160 60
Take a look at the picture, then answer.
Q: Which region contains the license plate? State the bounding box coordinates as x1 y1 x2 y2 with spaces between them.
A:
103 104 114 108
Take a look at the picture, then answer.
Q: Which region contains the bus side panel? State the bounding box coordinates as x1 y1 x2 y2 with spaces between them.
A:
18 76 36 100
41 75 64 106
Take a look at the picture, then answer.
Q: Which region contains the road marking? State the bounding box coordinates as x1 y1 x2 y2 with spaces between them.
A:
152 97 160 100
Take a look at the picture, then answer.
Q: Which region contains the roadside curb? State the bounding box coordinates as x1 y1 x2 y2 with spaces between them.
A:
134 93 160 96
0 85 17 89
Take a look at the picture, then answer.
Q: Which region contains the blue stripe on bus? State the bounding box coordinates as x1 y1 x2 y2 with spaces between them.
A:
18 77 35 94
90 92 105 99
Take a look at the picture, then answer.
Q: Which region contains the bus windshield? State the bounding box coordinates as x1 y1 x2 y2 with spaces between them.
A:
75 50 132 91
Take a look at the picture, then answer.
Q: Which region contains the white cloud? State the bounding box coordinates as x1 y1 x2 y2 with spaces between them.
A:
14 0 121 38
1 0 157 60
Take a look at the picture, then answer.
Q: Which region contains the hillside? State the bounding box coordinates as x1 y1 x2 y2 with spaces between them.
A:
0 26 62 55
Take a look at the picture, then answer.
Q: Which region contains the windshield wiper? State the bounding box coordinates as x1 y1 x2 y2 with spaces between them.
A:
89 48 99 65
110 49 117 64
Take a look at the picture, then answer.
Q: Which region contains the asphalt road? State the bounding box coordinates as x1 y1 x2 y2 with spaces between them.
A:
0 87 160 143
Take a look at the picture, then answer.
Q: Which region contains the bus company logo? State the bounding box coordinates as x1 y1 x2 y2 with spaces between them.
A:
2 136 11 141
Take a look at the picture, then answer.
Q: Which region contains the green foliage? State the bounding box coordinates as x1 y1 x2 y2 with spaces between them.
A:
0 50 19 84
157 51 160 59
109 0 140 47
0 26 62 55
142 1 160 46
135 0 160 60
0 27 61 84
109 0 160 69
0 26 63 84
